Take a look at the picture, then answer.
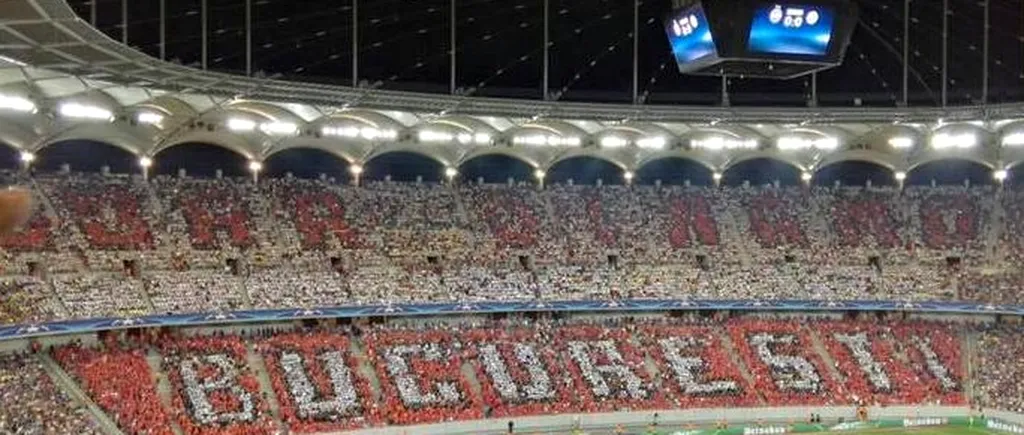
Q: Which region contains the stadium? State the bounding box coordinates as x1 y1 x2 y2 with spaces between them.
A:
0 0 1023 433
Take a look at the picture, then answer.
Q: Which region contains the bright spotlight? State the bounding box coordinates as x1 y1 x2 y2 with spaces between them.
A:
994 169 1009 182
136 112 164 125
894 171 907 181
0 94 36 113
600 136 629 149
260 121 298 136
712 172 723 181
1002 133 1024 147
801 172 813 182
445 167 458 178
534 169 546 179
139 157 153 168
19 151 35 163
227 118 257 132
248 160 263 172
349 164 364 175
888 137 913 149
624 171 635 181
59 103 113 121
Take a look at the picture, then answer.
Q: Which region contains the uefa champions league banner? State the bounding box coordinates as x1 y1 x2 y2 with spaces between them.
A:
0 298 1019 340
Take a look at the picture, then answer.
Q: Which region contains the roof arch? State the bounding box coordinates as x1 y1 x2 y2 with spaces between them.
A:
362 144 452 168
545 148 628 171
36 123 147 156
456 147 539 169
0 118 38 150
508 120 587 137
153 130 257 160
907 155 996 172
814 149 899 172
723 152 805 173
320 110 406 130
262 143 357 165
635 152 717 172
223 100 305 122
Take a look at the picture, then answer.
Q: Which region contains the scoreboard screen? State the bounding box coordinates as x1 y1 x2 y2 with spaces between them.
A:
747 4 835 56
665 5 717 65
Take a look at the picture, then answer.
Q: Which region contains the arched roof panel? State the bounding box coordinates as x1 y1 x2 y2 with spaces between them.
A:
262 144 356 165
154 131 258 160
362 144 451 167
815 149 899 171
723 152 805 173
546 148 628 171
635 152 717 172
456 148 540 169
37 123 148 156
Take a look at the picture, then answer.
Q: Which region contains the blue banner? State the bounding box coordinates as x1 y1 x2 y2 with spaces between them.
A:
0 299 1016 341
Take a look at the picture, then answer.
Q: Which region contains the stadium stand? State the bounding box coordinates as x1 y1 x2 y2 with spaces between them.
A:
0 177 1011 323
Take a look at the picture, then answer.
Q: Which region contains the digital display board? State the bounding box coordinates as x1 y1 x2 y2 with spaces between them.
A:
747 4 835 56
665 5 717 66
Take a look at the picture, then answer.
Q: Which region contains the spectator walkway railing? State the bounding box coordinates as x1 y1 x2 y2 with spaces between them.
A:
0 298 1019 341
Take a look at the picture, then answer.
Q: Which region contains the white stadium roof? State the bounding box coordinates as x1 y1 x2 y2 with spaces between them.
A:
0 0 1023 176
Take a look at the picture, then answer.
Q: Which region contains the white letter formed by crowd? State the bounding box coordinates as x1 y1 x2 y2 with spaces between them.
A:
478 343 556 402
747 333 822 392
568 340 649 400
659 337 739 395
280 351 361 418
180 354 257 425
385 343 464 406
833 333 892 392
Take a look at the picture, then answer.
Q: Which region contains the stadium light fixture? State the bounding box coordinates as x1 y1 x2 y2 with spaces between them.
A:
712 172 723 181
136 112 164 125
514 135 581 147
139 157 153 168
59 103 113 121
19 151 34 163
636 136 667 150
248 161 263 172
419 130 455 143
888 137 914 149
260 121 298 136
624 171 635 182
894 171 907 182
994 169 1009 182
456 133 473 144
474 133 491 145
349 164 364 176
801 172 813 182
777 136 837 151
601 136 629 149
930 132 977 150
691 137 758 151
0 94 36 113
226 118 257 132
534 169 546 179
444 167 458 178
1002 133 1024 147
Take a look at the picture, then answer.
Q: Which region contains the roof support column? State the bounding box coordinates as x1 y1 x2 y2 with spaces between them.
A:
201 0 208 70
450 0 457 95
982 0 989 105
352 0 359 87
632 0 639 104
246 0 252 76
720 74 729 107
941 0 947 107
901 0 909 107
810 72 818 107
121 0 127 44
542 0 549 100
159 0 166 60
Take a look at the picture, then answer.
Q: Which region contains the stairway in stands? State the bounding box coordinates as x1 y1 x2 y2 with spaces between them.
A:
144 349 185 435
244 342 285 431
349 337 382 401
805 327 847 385
715 330 765 405
38 353 125 435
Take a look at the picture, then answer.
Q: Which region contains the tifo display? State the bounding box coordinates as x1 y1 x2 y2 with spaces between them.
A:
42 319 970 432
1 174 1023 327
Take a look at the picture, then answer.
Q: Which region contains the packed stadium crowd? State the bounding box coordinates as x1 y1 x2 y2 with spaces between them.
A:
0 174 1015 325
0 315 1008 434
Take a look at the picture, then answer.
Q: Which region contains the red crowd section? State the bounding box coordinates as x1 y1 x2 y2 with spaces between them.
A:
50 319 967 434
